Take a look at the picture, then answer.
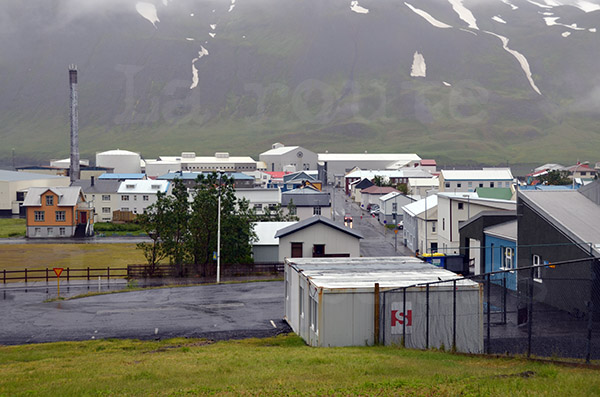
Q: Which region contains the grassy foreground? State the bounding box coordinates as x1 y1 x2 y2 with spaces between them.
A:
0 335 598 396
0 243 146 272
0 218 25 238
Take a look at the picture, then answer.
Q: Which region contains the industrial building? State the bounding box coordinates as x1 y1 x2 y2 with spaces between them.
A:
284 257 482 352
96 149 142 174
259 143 318 172
0 170 70 216
148 152 257 176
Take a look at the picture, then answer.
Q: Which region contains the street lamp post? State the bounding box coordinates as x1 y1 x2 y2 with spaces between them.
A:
217 170 222 284
572 161 589 190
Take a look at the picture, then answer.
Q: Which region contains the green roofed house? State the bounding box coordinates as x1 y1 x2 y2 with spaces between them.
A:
476 187 515 201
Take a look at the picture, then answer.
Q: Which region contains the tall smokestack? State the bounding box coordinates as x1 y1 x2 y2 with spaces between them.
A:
69 65 80 183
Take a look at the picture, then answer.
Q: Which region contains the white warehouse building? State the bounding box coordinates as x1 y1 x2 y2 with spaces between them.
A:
259 143 318 172
285 257 482 352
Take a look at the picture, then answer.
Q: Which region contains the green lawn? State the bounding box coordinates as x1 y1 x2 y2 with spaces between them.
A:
0 218 25 238
0 335 598 396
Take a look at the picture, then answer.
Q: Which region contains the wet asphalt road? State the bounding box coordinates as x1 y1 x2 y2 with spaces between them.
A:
328 186 413 257
0 281 287 345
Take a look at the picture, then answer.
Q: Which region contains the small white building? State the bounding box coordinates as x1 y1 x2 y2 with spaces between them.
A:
96 149 142 174
378 192 416 225
234 188 281 215
252 222 297 262
284 257 482 352
439 168 513 193
259 143 318 172
116 180 170 215
275 216 362 262
402 195 439 254
408 177 439 197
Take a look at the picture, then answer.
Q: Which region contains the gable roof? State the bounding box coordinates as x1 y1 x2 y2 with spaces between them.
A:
354 178 375 190
117 180 170 194
281 190 330 207
283 171 316 183
71 179 121 194
519 190 600 257
402 195 438 217
253 222 297 245
361 186 400 195
484 219 517 241
22 186 83 207
274 216 363 239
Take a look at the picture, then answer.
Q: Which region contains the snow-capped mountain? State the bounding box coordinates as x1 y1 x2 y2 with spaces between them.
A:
1 0 599 164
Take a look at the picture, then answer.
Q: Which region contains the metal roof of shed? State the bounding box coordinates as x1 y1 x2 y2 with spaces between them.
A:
286 257 479 290
0 170 67 182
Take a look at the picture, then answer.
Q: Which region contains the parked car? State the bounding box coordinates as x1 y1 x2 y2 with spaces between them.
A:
344 215 353 228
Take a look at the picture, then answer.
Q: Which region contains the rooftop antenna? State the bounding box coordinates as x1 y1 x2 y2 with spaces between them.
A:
69 65 80 183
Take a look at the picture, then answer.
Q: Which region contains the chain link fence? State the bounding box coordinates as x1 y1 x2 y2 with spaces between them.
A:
381 257 599 363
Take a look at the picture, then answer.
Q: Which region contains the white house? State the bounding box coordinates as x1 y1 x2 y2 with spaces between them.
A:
259 143 318 172
402 195 439 254
116 180 171 216
439 168 513 193
436 192 516 255
275 216 363 262
378 192 416 225
72 178 122 222
281 188 331 221
408 177 439 197
234 188 281 215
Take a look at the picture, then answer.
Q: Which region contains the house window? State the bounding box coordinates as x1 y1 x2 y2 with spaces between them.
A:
291 242 303 258
313 244 325 257
47 227 54 236
533 255 542 282
254 204 263 211
468 182 472 188
310 295 318 332
442 218 445 231
479 183 484 188
122 207 130 212
313 206 321 215
457 183 462 188
490 182 495 188
133 195 137 201
59 227 66 236
392 203 397 212
299 286 304 318
102 207 111 214
126 184 135 189
102 195 110 201
151 184 161 190
16 191 25 201
121 195 129 201
34 211 45 222
143 195 149 201
458 202 464 210
34 227 41 237
289 206 297 215
503 247 513 270
45 195 54 206
432 222 436 233
445 182 450 188
56 211 66 222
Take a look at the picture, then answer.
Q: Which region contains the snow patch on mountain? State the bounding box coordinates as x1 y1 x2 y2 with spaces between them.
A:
573 1 600 12
350 1 369 14
448 0 478 29
590 28 597 32
544 17 586 30
501 0 519 10
410 52 426 77
136 2 160 28
443 81 452 86
562 31 571 37
229 0 236 13
485 31 542 95
210 24 217 30
190 46 209 90
493 16 507 24
209 32 216 38
526 0 553 9
405 3 452 28
186 37 195 41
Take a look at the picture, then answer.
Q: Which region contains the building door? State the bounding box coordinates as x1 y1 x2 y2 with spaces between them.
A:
80 211 87 224
291 242 303 258
430 242 438 253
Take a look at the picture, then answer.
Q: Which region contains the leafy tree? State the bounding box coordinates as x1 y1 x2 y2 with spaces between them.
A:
396 183 410 195
252 200 299 222
162 179 191 276
538 170 571 185
135 192 170 275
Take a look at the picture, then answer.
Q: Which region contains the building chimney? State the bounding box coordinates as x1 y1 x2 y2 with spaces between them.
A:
91 176 95 186
69 65 80 183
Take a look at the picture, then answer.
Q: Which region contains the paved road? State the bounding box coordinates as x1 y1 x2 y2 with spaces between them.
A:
328 186 413 257
0 281 287 345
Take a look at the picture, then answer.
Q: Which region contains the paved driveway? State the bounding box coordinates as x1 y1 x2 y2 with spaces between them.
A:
0 281 286 345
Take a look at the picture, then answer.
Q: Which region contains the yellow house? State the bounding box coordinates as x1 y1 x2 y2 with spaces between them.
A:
23 186 94 238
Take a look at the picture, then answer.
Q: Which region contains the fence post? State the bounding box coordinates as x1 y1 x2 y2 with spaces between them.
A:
486 273 491 354
374 283 380 345
46 268 49 283
25 268 27 283
107 267 110 281
502 277 507 325
87 267 90 281
586 300 593 364
3 269 5 284
402 287 406 347
453 279 457 352
426 284 430 349
67 267 70 282
527 266 534 358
